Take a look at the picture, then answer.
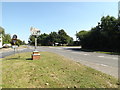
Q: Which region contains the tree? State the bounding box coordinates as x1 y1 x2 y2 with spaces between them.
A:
3 34 11 44
58 29 71 45
76 30 90 48
22 41 26 45
29 29 73 46
0 26 12 44
47 32 59 45
37 33 49 46
76 15 120 52
0 26 5 35
28 35 35 45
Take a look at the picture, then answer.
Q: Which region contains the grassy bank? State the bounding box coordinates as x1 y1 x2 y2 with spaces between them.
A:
95 51 120 55
79 48 120 55
2 52 118 88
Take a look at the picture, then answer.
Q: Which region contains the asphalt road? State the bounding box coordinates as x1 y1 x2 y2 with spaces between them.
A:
0 46 119 78
36 46 118 78
0 48 33 58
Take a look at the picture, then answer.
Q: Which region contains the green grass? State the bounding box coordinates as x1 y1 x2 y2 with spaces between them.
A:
2 52 118 88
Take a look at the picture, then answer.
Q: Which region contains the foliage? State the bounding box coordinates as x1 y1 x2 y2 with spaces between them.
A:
29 29 73 46
37 33 49 46
0 26 5 35
22 41 26 45
0 26 26 46
0 27 11 44
76 15 120 52
3 34 11 44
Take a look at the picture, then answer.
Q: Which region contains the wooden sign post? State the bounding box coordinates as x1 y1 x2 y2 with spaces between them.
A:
30 27 40 60
11 34 18 55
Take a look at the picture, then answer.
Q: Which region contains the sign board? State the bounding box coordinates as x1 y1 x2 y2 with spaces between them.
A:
12 40 17 45
12 45 18 49
12 34 17 40
30 27 40 36
12 34 17 45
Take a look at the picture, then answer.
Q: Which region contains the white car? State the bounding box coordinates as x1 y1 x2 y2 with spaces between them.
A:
3 44 12 48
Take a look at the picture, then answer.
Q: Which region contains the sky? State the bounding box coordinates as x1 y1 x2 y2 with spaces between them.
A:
1 2 118 43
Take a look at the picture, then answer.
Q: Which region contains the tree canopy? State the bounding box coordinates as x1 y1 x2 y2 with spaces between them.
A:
29 29 73 46
76 15 120 52
0 26 26 46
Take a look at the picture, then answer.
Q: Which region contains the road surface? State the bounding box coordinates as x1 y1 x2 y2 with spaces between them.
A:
0 46 119 78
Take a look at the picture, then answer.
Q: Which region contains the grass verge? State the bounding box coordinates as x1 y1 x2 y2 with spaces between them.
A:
2 52 118 88
95 51 120 55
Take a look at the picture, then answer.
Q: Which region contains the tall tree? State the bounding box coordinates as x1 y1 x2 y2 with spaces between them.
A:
3 34 11 44
76 15 120 52
47 32 59 45
37 33 49 46
28 35 35 45
58 29 70 45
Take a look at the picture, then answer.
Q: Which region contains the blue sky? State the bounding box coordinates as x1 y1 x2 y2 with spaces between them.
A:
2 2 118 43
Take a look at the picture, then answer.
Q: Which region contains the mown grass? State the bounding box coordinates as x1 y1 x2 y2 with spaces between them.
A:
2 52 118 88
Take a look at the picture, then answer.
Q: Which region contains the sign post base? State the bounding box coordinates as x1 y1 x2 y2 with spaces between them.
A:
32 51 40 60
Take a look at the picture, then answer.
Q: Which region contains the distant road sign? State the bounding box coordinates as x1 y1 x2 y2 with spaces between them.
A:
12 40 17 45
30 27 40 36
12 34 18 45
12 45 18 49
12 34 17 39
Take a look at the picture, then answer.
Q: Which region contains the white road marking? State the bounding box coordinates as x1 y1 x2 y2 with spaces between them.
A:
71 52 90 56
100 64 108 67
98 56 104 57
112 58 118 60
84 54 89 55
98 55 118 60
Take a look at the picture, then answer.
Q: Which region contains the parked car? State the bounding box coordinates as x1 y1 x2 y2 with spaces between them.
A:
3 44 12 48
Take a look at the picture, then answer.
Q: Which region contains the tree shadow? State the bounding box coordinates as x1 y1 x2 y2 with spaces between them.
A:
64 48 94 52
5 57 32 60
5 58 21 60
64 47 120 55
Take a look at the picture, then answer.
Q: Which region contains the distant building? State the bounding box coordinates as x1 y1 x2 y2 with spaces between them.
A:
118 1 120 18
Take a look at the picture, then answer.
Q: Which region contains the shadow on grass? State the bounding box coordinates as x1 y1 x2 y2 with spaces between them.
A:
5 57 32 60
5 58 21 60
26 58 32 60
64 48 94 52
